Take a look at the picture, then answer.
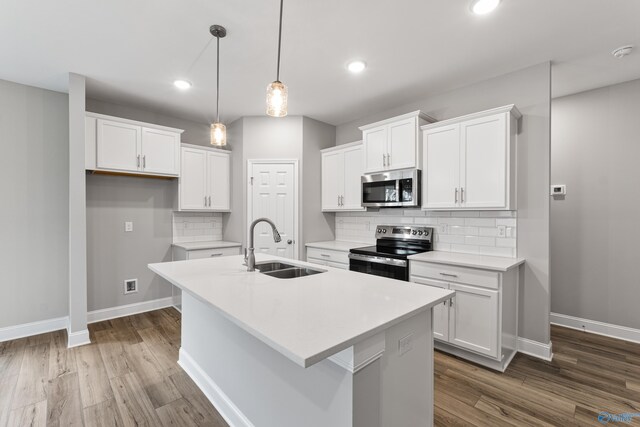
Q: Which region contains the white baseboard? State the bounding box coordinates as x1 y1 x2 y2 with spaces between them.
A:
178 348 254 427
87 296 174 324
551 312 640 345
0 316 69 343
67 328 91 348
517 337 553 361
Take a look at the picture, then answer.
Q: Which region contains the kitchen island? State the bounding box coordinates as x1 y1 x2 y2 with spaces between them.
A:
149 254 453 427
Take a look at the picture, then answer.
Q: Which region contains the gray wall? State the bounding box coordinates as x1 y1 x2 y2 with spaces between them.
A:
86 174 175 311
86 98 212 147
551 78 640 329
302 117 337 247
335 63 552 344
85 98 212 311
0 79 69 328
223 116 336 258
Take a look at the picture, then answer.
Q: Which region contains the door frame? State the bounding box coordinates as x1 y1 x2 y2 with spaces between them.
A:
246 159 300 260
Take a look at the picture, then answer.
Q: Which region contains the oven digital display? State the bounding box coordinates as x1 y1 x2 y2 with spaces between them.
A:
392 228 411 235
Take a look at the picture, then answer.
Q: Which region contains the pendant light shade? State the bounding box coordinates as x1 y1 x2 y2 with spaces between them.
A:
210 25 227 146
266 81 288 118
266 0 288 117
210 122 226 146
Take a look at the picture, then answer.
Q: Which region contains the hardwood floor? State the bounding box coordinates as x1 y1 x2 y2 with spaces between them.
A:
1 310 639 426
0 308 228 427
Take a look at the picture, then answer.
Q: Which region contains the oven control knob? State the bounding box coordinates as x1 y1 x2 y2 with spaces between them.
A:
377 228 382 233
382 229 387 233
412 230 417 235
418 231 423 236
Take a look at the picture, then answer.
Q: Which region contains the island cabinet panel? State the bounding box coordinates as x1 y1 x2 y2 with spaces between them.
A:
307 247 350 269
360 111 435 174
421 105 520 211
321 142 365 212
178 144 230 212
86 112 183 177
410 258 520 372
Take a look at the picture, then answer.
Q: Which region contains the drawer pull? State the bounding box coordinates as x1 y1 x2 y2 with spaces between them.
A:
320 254 331 258
439 273 458 278
210 253 223 257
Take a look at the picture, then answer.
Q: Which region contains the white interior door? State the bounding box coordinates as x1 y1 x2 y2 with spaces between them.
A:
250 162 296 259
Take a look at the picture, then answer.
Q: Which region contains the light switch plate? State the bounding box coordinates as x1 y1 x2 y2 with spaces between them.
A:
125 221 133 232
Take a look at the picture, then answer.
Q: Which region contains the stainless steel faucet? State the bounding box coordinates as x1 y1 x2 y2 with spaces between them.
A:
245 217 282 271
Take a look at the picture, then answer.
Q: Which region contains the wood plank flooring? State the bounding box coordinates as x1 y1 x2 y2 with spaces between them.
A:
1 309 639 426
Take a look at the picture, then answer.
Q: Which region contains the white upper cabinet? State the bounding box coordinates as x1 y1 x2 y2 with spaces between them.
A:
359 111 435 174
421 105 520 211
141 127 180 175
96 119 141 172
180 147 208 210
179 144 230 212
86 112 183 177
321 142 365 212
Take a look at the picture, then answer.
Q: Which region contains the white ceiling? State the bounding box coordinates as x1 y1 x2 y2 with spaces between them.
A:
2 0 639 126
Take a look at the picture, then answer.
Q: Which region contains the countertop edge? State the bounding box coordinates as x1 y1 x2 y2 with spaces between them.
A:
149 260 454 368
407 253 525 272
171 241 242 250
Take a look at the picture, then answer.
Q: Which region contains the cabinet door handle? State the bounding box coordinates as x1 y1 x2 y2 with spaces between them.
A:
439 272 458 278
455 188 458 203
204 196 207 207
210 253 223 257
387 153 391 166
460 187 464 203
383 153 387 167
143 155 146 169
340 195 344 206
208 196 212 207
137 155 141 168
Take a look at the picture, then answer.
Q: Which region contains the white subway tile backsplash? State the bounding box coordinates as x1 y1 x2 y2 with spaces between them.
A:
336 210 518 258
173 212 223 243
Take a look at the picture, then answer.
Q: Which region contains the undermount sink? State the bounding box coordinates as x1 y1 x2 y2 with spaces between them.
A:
263 267 325 279
255 261 297 273
255 261 326 279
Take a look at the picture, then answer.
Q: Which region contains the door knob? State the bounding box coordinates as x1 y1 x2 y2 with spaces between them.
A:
287 239 293 244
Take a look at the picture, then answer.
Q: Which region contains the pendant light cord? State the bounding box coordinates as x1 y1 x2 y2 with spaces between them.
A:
216 34 220 123
276 0 284 82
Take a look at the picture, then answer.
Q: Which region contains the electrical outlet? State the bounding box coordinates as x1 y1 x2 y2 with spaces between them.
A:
498 225 507 237
506 227 514 238
398 333 414 356
124 279 138 294
124 221 133 232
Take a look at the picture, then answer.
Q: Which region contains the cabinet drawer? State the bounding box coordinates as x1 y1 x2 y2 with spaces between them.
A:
410 261 499 290
187 247 241 260
306 247 350 264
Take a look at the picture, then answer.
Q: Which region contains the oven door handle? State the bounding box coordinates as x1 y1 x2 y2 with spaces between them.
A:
348 253 407 267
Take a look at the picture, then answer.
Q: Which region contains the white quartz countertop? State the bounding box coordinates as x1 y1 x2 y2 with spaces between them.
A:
172 241 241 251
149 254 453 368
305 240 369 252
408 251 525 272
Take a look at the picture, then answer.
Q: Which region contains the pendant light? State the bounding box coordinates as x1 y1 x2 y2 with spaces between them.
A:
266 0 288 117
210 25 227 146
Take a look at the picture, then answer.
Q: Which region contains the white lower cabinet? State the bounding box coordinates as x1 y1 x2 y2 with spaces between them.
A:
306 247 350 270
171 245 242 310
410 260 519 371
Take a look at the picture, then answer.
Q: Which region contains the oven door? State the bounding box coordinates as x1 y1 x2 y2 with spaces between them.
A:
348 253 408 281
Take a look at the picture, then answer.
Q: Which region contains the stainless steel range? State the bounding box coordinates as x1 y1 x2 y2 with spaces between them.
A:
348 225 434 281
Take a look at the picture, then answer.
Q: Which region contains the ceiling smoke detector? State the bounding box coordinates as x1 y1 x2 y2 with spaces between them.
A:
612 45 634 59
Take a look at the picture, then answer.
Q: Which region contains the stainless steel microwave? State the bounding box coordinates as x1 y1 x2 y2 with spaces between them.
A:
361 169 421 208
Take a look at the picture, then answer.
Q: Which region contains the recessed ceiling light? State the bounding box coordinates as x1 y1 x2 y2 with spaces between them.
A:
173 79 192 90
612 45 634 59
347 60 367 74
470 0 500 15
